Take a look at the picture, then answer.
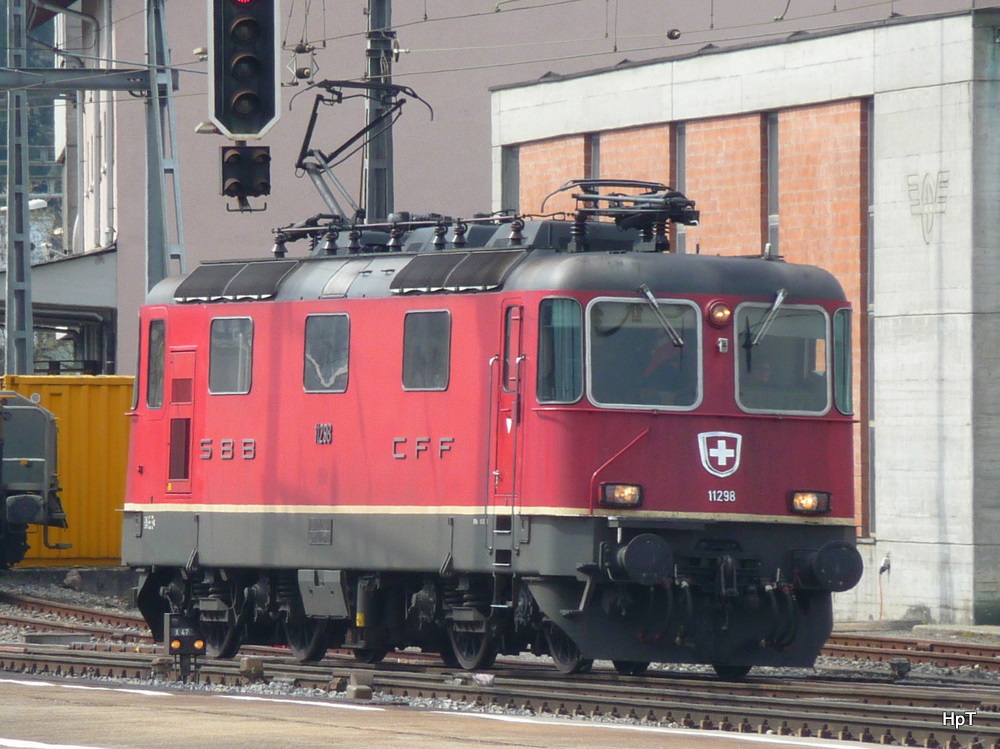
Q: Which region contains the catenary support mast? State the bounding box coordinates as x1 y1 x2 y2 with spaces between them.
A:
363 0 395 222
5 0 35 375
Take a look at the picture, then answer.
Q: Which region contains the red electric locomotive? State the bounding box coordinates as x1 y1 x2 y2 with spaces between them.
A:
123 180 862 677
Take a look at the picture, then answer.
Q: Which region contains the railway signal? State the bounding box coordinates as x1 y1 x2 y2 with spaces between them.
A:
166 613 206 656
165 612 205 682
220 145 272 200
209 0 280 140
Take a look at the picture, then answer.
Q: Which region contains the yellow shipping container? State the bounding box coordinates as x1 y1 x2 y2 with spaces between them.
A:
3 375 134 566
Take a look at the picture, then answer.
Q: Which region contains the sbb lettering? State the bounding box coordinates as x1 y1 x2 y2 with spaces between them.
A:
200 438 256 460
392 436 455 459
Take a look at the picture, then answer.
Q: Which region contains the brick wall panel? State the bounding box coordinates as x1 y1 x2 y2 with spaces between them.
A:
778 100 868 529
686 114 766 254
518 136 587 215
599 125 673 185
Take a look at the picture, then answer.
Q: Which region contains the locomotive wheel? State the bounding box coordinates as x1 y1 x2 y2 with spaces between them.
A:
283 616 329 663
544 622 593 675
438 643 461 669
202 619 243 659
447 625 497 671
353 647 388 664
612 660 650 676
713 664 752 680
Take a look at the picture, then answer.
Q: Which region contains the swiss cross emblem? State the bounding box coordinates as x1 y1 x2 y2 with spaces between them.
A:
698 432 742 478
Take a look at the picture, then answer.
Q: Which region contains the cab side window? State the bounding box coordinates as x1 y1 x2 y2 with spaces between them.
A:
146 319 166 409
537 298 582 403
833 308 853 415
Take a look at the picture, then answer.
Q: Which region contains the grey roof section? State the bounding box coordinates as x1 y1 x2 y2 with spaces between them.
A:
502 251 846 302
149 221 845 306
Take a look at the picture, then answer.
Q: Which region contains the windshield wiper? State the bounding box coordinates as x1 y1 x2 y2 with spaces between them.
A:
638 284 683 347
750 288 787 346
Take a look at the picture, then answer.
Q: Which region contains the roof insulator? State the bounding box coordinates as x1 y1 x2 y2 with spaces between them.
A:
321 231 339 256
272 234 288 258
508 218 525 245
568 211 588 253
433 224 448 250
388 225 404 251
348 230 362 254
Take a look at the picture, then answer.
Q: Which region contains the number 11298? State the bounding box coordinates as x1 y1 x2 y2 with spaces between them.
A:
708 490 736 502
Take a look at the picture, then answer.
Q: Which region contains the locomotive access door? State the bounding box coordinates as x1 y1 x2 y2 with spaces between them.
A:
165 348 196 495
490 304 524 545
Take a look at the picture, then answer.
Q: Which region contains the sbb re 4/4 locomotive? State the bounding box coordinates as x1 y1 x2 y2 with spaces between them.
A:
123 180 862 678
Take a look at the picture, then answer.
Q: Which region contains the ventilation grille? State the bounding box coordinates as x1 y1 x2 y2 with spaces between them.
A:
390 250 525 294
173 260 298 302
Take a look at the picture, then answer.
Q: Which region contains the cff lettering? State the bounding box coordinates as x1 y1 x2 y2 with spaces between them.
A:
942 711 976 727
392 437 455 459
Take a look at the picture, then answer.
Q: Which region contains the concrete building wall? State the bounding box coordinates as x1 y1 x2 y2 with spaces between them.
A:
970 30 1000 624
871 72 977 623
492 10 1000 624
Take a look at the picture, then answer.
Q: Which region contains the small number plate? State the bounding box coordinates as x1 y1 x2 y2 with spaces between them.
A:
707 490 736 503
315 423 333 445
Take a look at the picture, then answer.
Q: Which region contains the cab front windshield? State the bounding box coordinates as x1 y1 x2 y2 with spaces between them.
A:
736 304 829 413
588 299 699 408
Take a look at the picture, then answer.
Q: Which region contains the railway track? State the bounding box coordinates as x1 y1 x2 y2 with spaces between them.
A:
4 592 1000 747
825 634 1000 672
1 644 999 747
0 592 146 630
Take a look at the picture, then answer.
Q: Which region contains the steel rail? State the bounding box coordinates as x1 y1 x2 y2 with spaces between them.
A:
1 647 999 748
825 634 1000 672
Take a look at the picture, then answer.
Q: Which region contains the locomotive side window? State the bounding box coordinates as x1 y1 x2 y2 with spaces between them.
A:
402 310 450 390
833 308 853 415
303 314 350 393
537 298 582 403
736 305 829 414
209 317 253 395
587 299 700 409
146 319 166 409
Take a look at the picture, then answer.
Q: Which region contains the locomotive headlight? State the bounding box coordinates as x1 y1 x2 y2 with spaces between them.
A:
791 491 831 515
707 301 732 327
600 483 642 508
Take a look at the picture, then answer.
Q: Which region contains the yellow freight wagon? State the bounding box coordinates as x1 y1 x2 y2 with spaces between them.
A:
3 375 133 566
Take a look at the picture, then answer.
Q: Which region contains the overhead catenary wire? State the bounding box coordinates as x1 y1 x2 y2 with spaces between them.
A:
2 0 990 115
301 0 962 71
